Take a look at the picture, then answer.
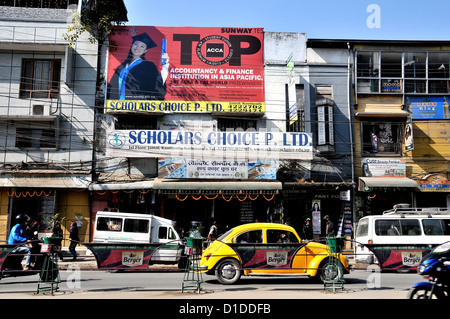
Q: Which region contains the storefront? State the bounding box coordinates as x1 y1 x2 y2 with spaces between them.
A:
0 172 92 245
415 174 450 208
152 179 282 237
282 182 354 245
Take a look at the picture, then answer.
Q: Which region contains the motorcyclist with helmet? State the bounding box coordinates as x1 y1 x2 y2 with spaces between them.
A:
8 214 33 270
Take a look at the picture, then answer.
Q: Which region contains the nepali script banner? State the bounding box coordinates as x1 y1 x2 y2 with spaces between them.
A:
106 26 264 114
106 130 313 160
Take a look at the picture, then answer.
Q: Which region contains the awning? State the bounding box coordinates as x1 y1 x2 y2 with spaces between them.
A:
359 177 418 192
0 171 91 189
89 180 154 191
153 179 282 195
354 111 409 118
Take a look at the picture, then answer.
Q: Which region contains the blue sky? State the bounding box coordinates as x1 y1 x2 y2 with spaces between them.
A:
123 0 450 40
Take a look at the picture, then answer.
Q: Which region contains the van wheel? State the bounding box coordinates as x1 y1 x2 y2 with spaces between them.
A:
178 258 187 270
215 259 241 285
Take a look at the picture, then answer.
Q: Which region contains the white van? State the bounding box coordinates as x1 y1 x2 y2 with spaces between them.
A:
355 204 450 264
93 211 184 265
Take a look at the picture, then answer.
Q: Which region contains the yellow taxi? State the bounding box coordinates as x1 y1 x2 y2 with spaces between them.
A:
198 222 350 284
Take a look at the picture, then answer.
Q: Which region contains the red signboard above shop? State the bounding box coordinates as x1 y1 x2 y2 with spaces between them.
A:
106 26 265 114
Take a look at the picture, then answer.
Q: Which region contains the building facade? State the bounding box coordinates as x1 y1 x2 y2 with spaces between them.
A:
0 1 100 244
352 40 450 217
2 2 448 247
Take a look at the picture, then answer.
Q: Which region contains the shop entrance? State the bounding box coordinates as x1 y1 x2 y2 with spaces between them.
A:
7 189 56 237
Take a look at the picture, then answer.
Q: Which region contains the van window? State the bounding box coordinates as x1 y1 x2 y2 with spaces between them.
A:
399 219 422 235
124 219 149 233
423 219 450 236
375 219 421 236
158 226 167 239
168 227 177 240
97 217 122 231
356 218 369 237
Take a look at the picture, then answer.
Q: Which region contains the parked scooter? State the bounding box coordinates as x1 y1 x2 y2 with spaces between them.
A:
408 242 450 299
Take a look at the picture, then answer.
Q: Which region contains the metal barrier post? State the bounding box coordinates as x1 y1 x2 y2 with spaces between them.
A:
37 237 61 295
323 236 345 293
181 237 203 293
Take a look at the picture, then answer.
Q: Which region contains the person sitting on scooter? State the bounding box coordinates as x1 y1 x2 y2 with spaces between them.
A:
8 214 33 270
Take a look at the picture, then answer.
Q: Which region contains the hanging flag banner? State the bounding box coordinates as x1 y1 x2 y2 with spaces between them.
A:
106 130 313 160
106 26 265 114
289 103 298 125
286 53 294 86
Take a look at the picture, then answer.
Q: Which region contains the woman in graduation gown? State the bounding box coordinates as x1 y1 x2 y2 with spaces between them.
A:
108 32 169 100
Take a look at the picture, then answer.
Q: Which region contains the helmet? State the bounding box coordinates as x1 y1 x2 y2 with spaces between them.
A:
15 214 30 225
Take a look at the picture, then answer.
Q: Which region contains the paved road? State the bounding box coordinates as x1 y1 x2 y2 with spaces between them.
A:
0 266 420 299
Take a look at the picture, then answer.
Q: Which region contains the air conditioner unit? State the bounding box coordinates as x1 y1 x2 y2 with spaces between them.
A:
32 103 51 115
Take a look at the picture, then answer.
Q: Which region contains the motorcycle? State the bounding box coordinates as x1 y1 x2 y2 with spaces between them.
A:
1 232 47 279
408 242 450 299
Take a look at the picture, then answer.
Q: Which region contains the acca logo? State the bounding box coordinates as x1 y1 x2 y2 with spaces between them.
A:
196 35 233 66
108 132 126 149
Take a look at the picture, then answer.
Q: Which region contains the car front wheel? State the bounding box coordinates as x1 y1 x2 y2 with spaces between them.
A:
316 258 343 283
215 259 242 285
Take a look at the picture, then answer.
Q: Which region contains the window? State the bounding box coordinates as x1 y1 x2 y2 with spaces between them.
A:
217 118 257 131
168 228 177 240
2 0 78 8
375 219 421 236
15 119 57 149
266 229 299 243
286 84 305 132
356 50 450 94
422 219 450 236
115 115 157 130
375 220 399 236
20 59 61 99
356 218 369 237
158 226 177 239
124 219 149 233
96 217 122 231
235 230 262 243
428 52 450 79
361 121 402 155
158 226 167 239
357 51 380 77
381 52 402 78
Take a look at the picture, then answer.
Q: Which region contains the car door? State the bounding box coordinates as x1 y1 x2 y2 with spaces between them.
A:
264 228 305 274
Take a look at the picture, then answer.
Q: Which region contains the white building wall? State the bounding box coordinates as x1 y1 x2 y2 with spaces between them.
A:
0 10 97 170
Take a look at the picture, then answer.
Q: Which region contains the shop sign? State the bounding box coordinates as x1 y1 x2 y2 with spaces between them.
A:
417 174 450 192
0 173 91 188
106 130 313 160
361 158 406 177
406 96 450 120
158 158 277 179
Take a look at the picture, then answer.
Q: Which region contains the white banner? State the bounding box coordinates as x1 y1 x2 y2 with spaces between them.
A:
106 130 313 160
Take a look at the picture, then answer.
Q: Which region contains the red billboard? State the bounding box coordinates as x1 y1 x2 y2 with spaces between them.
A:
106 26 265 114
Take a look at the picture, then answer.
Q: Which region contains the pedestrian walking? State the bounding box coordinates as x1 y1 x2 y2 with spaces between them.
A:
302 218 313 240
324 215 335 237
207 220 218 241
69 221 79 260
